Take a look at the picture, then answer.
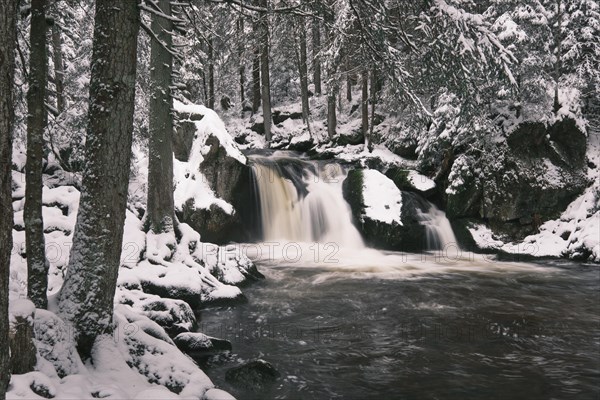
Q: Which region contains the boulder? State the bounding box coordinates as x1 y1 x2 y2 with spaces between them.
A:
173 120 196 162
173 332 232 359
343 169 430 252
140 298 197 336
225 359 280 391
176 133 255 244
385 167 436 197
491 120 588 223
335 128 364 146
446 118 589 240
272 109 303 125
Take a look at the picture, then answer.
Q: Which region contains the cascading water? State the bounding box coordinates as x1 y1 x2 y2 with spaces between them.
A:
418 203 459 251
248 153 364 248
248 151 458 254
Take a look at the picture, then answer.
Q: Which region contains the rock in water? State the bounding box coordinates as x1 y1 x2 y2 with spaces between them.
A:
342 169 433 252
173 332 231 359
225 360 280 391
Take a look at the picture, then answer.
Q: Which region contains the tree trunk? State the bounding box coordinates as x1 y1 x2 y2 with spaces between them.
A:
312 18 321 95
146 0 175 235
361 69 368 139
252 51 261 113
25 0 49 309
9 303 37 374
259 0 272 144
553 0 563 114
238 17 245 106
298 24 311 133
368 68 377 152
346 73 352 102
58 0 140 358
327 91 337 139
207 35 215 109
0 1 19 396
52 22 65 113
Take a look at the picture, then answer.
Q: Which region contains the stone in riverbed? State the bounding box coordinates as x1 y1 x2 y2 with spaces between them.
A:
225 359 280 390
173 332 232 359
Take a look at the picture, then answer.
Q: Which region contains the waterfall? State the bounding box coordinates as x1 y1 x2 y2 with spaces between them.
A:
249 153 364 248
418 203 459 251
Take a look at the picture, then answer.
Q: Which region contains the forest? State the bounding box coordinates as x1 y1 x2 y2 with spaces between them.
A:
0 0 599 399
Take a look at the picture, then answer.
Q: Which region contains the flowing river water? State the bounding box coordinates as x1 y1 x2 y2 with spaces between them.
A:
198 152 599 399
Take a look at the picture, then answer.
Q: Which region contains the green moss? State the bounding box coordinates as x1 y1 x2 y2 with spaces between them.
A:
385 167 411 190
342 169 365 223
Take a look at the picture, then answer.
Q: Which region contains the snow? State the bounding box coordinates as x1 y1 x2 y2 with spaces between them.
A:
172 100 246 216
9 298 36 324
406 170 436 192
8 115 257 398
361 169 403 225
174 100 245 164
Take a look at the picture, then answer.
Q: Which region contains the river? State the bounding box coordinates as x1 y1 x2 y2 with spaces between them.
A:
199 249 600 400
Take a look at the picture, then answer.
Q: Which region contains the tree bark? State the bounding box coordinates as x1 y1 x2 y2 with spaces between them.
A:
146 0 175 235
298 23 311 133
327 91 337 139
207 35 215 109
367 67 377 152
9 306 37 374
25 0 49 309
361 69 368 139
252 52 261 113
58 0 140 358
553 0 563 114
259 0 272 144
237 17 246 106
312 18 321 95
346 72 352 102
52 22 65 113
0 1 19 396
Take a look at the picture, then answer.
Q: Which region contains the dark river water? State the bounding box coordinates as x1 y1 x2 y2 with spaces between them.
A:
198 249 600 400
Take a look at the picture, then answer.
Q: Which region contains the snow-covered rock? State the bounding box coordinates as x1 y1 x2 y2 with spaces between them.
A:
343 169 432 252
385 167 436 197
174 100 255 243
173 332 232 359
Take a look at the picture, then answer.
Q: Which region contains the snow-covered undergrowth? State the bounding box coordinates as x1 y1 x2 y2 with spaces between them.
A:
7 103 258 399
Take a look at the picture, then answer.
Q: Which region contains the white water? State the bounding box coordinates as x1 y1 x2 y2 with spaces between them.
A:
249 153 458 253
250 155 364 248
418 203 459 251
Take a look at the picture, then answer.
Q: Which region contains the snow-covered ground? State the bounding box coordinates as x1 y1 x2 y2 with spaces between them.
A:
7 104 257 399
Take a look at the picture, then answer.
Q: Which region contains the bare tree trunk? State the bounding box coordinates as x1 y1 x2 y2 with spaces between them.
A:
312 18 321 95
553 0 563 114
346 72 352 102
9 305 37 374
327 91 337 139
58 0 140 358
298 23 311 134
146 0 175 235
52 22 65 113
207 35 215 109
361 69 368 140
25 0 49 309
0 1 19 396
368 68 377 152
238 17 245 106
252 51 261 113
259 0 272 144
